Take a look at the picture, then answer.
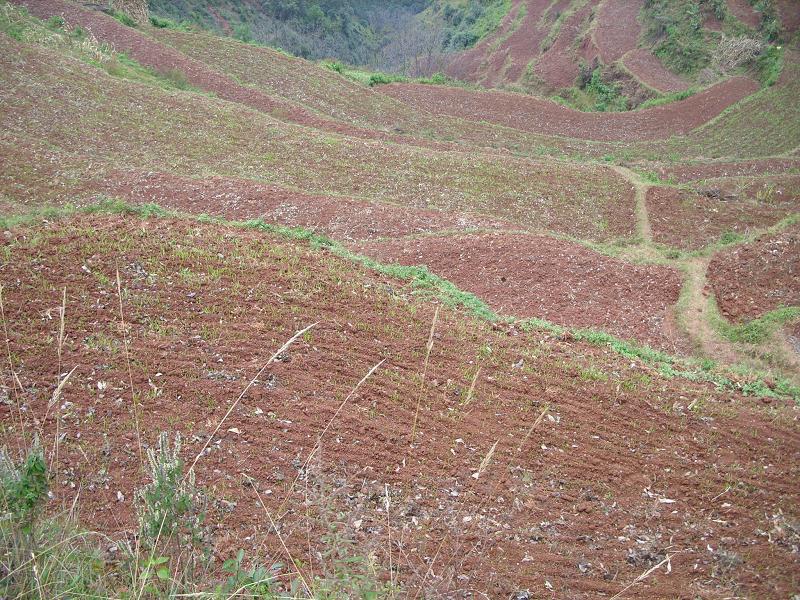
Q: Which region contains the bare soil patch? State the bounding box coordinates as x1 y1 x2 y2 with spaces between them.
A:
357 231 687 351
594 0 643 63
659 159 800 183
622 48 691 93
380 77 758 142
708 223 800 322
646 186 798 250
776 0 800 34
92 170 513 241
726 0 762 29
532 3 594 89
2 215 799 598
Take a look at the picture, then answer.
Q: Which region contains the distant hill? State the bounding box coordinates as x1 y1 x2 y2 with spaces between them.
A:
148 0 511 71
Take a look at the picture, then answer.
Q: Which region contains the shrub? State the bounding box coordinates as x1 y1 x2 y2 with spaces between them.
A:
136 432 207 549
111 9 138 28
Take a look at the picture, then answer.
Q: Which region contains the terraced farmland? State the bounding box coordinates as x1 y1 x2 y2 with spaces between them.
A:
1 0 799 598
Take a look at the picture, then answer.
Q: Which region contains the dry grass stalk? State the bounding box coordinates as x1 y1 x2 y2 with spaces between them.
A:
609 551 682 599
460 366 481 408
276 358 387 520
411 306 439 443
243 473 313 597
116 268 143 466
471 439 498 480
187 322 318 477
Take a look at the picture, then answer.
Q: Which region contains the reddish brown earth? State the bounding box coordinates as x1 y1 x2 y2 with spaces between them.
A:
380 77 759 142
622 49 691 94
659 159 800 183
11 0 453 152
726 0 763 29
776 0 800 34
446 0 555 86
357 232 687 352
91 170 514 241
646 186 798 250
708 223 800 322
2 215 799 598
593 0 643 64
533 3 595 89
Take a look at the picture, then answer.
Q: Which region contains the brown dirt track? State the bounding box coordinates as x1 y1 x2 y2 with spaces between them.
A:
379 77 759 142
2 215 799 598
708 223 800 322
357 232 687 352
645 186 798 250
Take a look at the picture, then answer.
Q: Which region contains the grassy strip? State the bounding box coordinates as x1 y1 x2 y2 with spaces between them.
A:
3 199 797 401
712 303 800 345
321 61 450 87
638 88 697 109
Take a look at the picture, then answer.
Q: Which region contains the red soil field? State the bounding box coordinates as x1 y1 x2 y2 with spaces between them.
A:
726 0 762 29
532 2 594 89
776 0 800 33
659 158 800 183
446 0 553 85
646 186 797 250
593 0 642 64
12 0 454 152
708 223 800 322
622 48 691 93
92 170 514 241
380 77 759 142
3 216 798 598
357 232 687 351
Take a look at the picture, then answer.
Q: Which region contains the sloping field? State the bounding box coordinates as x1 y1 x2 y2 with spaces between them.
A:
358 232 686 351
380 77 759 142
0 32 635 241
93 170 514 241
621 48 690 94
708 223 800 322
666 59 800 160
659 158 800 183
593 0 641 63
2 214 799 598
646 184 799 250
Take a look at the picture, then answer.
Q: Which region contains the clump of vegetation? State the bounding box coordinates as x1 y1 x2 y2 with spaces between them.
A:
323 60 449 87
436 0 512 50
643 0 713 76
562 64 628 112
756 44 783 86
110 8 138 28
149 14 193 31
638 87 697 109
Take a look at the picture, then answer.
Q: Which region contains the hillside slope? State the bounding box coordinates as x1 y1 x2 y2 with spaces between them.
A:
1 3 799 596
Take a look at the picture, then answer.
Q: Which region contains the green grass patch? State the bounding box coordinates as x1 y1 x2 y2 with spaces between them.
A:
638 87 697 109
714 305 800 345
756 44 783 86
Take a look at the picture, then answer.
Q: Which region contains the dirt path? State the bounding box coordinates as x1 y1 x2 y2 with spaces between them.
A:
613 166 653 245
681 257 741 363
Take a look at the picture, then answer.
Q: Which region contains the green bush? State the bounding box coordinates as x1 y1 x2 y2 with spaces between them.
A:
111 9 138 28
756 44 783 86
